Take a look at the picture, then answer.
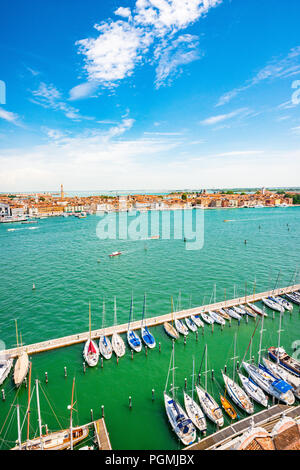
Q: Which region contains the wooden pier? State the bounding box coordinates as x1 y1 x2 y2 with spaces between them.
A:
184 404 300 450
94 418 112 450
2 284 300 358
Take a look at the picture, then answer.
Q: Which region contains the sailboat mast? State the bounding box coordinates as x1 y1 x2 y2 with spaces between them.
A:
89 302 91 340
258 313 265 364
102 298 105 332
172 341 175 400
114 296 117 326
205 344 208 392
192 358 195 401
15 319 19 349
70 377 75 450
277 312 283 364
26 362 32 443
17 404 22 450
233 333 237 382
36 379 44 450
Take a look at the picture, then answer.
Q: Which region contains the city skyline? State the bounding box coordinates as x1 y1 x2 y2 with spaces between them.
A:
1 0 300 191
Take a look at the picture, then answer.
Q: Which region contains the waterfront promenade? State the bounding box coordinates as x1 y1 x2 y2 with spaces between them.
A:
3 284 300 358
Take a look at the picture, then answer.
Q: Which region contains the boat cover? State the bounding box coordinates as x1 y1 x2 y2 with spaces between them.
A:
272 379 292 393
88 341 97 354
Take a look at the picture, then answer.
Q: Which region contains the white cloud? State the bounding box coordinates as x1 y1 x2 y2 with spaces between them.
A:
217 46 300 106
154 34 200 88
76 20 152 85
31 82 92 121
0 107 20 126
69 81 99 100
73 0 222 97
200 108 249 125
114 7 132 18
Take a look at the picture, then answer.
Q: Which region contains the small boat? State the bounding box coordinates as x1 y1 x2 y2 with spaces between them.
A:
14 351 29 387
141 294 156 348
232 305 247 316
191 315 204 328
243 305 257 318
183 391 207 432
164 342 196 445
262 358 300 400
164 322 179 340
284 293 300 305
246 303 267 316
109 251 122 257
218 309 231 320
175 318 189 336
99 299 112 360
185 317 197 332
209 311 225 326
225 308 241 321
111 297 126 358
268 347 300 377
83 303 100 367
238 373 268 407
242 361 295 405
271 296 293 311
220 394 237 420
127 296 142 352
201 312 214 325
222 373 254 414
32 283 36 290
0 356 13 386
196 384 224 426
262 297 284 313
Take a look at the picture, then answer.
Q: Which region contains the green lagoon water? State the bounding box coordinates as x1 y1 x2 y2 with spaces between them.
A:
0 207 300 449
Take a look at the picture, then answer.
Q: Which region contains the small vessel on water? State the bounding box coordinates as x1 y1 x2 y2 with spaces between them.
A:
109 251 122 258
183 359 206 432
201 312 214 325
232 305 247 316
262 297 284 313
185 317 197 332
164 341 196 446
209 311 225 326
99 299 113 360
220 394 237 420
190 315 204 328
83 303 100 367
238 373 268 407
11 377 88 450
270 296 293 311
0 354 13 386
246 302 266 316
224 308 241 321
164 298 179 340
127 296 142 353
284 292 300 305
218 309 231 321
243 305 257 318
262 358 300 400
111 297 126 358
268 347 300 377
196 345 224 427
141 293 156 349
13 321 29 388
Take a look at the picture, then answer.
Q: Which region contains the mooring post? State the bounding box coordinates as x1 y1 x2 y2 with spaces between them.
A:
45 372 48 384
90 409 94 421
101 405 105 418
101 357 104 368
145 345 148 357
236 361 240 372
83 362 86 374
131 350 133 360
152 389 155 401
159 342 161 352
1 389 5 401
211 323 214 334
224 364 227 373
64 366 67 378
198 373 201 384
196 331 198 341
24 377 28 389
117 356 119 365
129 396 132 409
184 336 187 346
211 369 214 381
185 378 187 389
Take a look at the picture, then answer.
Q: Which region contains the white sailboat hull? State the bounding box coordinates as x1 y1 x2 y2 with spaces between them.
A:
209 311 225 325
190 315 204 328
175 319 189 336
164 392 196 446
185 318 197 332
200 313 214 325
112 333 126 357
127 330 142 352
99 335 113 360
222 373 254 414
83 339 100 367
195 384 224 427
183 391 207 432
0 358 13 386
14 351 29 387
238 373 268 407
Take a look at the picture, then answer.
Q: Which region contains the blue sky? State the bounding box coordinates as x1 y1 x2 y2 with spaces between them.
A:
0 0 300 191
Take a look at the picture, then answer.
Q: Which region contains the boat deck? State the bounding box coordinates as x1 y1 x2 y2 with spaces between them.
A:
184 404 300 450
2 284 300 358
94 418 112 450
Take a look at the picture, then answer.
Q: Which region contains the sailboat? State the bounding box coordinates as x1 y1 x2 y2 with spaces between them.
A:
219 394 237 420
218 309 231 320
232 305 247 316
99 299 112 360
185 317 197 332
209 311 226 326
183 359 207 432
83 303 100 367
246 302 266 316
164 341 196 446
262 297 284 313
127 295 142 352
190 315 204 328
243 305 257 318
196 345 224 427
13 321 29 388
164 297 179 340
141 293 156 349
200 312 214 325
225 308 241 321
238 373 268 407
11 377 89 450
111 297 126 358
0 350 13 386
242 313 294 405
222 334 254 414
174 294 189 336
270 296 293 311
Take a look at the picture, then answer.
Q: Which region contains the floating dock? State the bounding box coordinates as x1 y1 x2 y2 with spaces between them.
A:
94 418 112 450
184 404 300 450
3 284 300 358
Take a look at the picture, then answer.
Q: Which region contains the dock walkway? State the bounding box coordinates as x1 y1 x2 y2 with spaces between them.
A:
185 404 300 450
94 418 112 450
3 284 300 358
